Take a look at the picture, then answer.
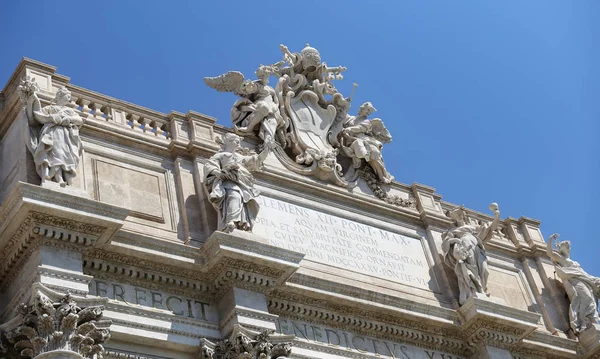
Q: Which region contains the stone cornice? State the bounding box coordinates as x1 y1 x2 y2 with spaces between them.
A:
0 183 130 291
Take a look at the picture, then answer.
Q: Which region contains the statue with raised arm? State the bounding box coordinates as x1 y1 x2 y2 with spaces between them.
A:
203 133 272 233
18 77 83 187
338 102 394 184
204 63 287 145
547 233 600 334
442 203 501 305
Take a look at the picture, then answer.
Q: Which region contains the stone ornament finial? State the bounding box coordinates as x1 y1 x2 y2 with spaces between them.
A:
198 325 292 359
441 203 501 306
0 290 111 359
547 233 600 334
203 133 272 233
18 76 84 187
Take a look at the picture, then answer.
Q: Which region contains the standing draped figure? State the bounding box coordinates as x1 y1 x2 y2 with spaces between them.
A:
203 133 271 233
442 203 500 305
18 78 83 187
547 233 600 334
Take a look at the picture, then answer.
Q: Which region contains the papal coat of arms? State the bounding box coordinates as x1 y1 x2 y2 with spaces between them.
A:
204 44 413 207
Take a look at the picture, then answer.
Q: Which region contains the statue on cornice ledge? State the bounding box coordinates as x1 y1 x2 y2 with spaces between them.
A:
204 44 410 207
442 203 500 305
203 133 271 233
18 77 83 187
547 233 600 334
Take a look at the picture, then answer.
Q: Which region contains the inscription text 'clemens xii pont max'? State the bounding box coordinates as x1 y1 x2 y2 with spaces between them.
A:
254 196 433 290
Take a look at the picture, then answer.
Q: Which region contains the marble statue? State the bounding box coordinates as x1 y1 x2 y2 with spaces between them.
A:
442 203 500 305
203 133 271 233
338 102 394 184
547 233 600 334
204 63 287 145
18 77 83 187
204 44 413 206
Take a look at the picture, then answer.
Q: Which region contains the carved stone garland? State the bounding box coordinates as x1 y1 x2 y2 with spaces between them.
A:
199 325 292 359
0 291 111 359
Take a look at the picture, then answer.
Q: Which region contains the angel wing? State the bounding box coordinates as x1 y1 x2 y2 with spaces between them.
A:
203 71 245 95
370 118 392 143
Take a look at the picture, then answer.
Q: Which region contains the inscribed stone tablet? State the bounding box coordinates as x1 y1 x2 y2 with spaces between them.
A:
254 196 432 290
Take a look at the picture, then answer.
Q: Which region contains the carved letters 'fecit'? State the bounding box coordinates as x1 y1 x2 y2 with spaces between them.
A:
204 44 406 206
442 203 500 306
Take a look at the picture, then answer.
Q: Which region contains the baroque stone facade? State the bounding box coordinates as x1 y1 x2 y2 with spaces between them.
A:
0 54 598 359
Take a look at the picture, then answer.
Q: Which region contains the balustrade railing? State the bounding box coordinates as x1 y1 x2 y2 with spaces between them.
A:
66 87 171 139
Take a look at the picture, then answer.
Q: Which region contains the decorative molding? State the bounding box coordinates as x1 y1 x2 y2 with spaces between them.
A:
268 291 470 356
199 325 293 359
0 287 111 359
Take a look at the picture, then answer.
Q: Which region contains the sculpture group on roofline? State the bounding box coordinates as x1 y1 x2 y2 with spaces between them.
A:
10 45 600 337
203 44 397 195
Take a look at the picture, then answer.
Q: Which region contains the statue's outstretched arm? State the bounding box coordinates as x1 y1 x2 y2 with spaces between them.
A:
482 204 501 243
547 233 559 259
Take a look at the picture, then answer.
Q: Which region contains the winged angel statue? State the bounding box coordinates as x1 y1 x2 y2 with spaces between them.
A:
204 44 400 201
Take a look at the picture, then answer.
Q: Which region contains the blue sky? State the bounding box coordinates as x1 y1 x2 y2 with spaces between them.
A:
1 1 598 271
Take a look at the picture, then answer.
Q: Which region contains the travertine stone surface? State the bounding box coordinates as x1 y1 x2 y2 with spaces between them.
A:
1 57 599 359
203 133 271 233
547 233 600 335
442 203 500 305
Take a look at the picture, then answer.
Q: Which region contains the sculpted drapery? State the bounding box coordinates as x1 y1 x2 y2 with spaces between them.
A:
203 133 271 233
442 203 500 306
19 78 83 187
547 233 600 334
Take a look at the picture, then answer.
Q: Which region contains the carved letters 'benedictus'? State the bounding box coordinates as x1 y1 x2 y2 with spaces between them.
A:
204 44 409 206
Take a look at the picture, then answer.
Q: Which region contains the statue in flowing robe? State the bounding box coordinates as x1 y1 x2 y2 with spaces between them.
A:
18 78 83 187
203 133 271 233
547 233 600 334
442 203 500 305
338 102 394 184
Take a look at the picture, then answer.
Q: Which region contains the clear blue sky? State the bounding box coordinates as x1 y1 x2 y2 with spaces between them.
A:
1 1 598 271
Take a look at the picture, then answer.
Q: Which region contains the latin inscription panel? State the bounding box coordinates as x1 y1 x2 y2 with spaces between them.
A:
254 196 433 290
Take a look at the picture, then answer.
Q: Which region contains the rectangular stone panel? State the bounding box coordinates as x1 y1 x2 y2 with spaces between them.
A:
94 159 164 222
254 196 433 290
487 267 531 311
